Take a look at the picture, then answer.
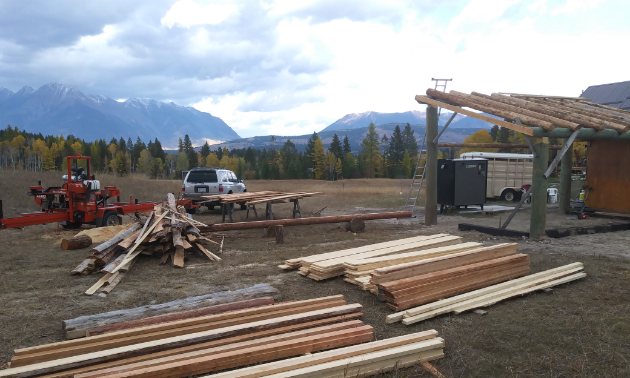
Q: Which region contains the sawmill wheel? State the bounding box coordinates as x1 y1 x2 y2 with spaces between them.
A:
102 210 122 227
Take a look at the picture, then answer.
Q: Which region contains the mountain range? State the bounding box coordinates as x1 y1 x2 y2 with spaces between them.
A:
1 83 497 152
0 83 240 147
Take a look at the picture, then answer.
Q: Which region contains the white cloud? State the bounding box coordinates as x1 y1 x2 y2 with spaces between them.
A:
551 0 605 15
161 0 238 28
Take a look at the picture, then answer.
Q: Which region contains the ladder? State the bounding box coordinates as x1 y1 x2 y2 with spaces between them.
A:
403 78 452 214
403 131 427 213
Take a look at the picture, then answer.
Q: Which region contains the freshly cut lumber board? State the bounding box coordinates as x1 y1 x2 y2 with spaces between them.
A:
38 316 365 378
86 297 275 337
206 330 439 378
76 324 374 378
258 338 444 378
390 263 585 325
370 243 518 284
0 304 363 378
284 234 450 268
61 284 279 339
75 225 135 244
13 297 348 365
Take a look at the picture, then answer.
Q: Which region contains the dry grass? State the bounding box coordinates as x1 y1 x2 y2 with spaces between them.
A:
0 173 628 377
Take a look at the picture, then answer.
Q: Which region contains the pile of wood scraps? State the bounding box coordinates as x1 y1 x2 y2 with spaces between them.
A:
387 262 586 325
0 291 446 378
71 193 224 296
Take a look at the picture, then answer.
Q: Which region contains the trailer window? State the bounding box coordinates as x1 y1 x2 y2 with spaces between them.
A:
187 171 217 183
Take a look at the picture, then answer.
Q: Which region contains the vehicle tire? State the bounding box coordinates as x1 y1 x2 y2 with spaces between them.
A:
101 210 122 227
207 205 215 210
239 202 247 210
501 189 517 202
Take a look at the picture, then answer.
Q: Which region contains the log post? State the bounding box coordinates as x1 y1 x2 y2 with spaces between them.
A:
61 235 93 250
530 138 549 239
425 105 438 226
345 218 365 233
265 225 276 238
559 138 573 215
275 225 284 244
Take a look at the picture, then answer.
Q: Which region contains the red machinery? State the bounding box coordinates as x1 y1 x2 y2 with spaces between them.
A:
0 155 195 229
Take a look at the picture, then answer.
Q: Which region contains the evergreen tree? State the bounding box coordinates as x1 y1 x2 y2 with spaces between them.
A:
216 146 223 160
490 125 500 141
328 134 343 159
401 150 411 178
244 147 256 165
304 132 318 168
497 127 511 152
127 137 133 152
183 134 197 168
200 141 210 160
312 136 325 179
360 123 381 178
178 137 184 152
280 139 298 174
402 123 418 159
342 152 356 178
342 135 351 156
118 137 127 153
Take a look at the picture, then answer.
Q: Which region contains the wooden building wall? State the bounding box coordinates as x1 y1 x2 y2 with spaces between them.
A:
585 140 630 212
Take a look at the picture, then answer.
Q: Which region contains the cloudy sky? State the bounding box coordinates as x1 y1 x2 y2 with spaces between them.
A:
0 0 627 138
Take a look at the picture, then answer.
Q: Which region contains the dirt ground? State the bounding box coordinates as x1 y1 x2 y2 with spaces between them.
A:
0 176 629 377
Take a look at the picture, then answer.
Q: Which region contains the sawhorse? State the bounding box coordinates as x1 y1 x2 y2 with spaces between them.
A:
221 203 234 223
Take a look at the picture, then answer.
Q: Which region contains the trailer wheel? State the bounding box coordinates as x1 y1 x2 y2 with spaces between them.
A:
501 189 517 202
101 211 122 227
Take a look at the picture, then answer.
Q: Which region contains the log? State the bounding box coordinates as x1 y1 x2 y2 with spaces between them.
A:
88 224 141 257
61 235 93 250
61 284 279 339
345 218 365 233
71 259 96 275
275 225 284 244
427 89 556 131
198 211 411 232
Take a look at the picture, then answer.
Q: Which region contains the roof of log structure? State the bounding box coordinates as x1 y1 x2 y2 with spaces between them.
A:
416 89 630 137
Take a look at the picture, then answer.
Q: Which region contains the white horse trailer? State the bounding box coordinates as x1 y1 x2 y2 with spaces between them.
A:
460 152 534 201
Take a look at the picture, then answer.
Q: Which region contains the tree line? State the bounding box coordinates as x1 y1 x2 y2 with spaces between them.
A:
1 122 458 180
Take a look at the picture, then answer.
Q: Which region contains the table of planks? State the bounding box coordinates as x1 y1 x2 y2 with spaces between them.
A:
197 191 320 223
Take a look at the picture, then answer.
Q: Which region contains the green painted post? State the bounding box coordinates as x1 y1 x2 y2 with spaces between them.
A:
425 105 438 226
530 139 549 238
558 138 573 215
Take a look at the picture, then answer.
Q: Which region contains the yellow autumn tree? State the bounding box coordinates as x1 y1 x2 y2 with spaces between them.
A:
459 129 499 154
312 136 325 179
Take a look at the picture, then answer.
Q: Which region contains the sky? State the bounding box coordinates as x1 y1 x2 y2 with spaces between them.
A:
0 0 627 138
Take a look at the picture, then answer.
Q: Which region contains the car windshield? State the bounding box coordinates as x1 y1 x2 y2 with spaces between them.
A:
187 171 217 183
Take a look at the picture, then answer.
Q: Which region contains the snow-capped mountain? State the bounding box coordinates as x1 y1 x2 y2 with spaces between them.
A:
0 83 240 146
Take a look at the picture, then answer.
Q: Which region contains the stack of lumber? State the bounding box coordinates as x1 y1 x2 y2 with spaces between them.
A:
199 191 319 205
72 193 224 296
280 234 466 280
378 253 531 311
1 295 380 378
62 284 280 339
387 262 586 325
343 241 485 292
206 330 444 378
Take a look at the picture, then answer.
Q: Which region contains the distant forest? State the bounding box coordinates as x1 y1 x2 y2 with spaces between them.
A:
0 123 582 180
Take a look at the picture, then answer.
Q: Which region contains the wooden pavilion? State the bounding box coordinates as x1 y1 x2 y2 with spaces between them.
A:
417 88 630 238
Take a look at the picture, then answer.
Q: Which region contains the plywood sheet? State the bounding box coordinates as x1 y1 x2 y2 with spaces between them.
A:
585 140 630 212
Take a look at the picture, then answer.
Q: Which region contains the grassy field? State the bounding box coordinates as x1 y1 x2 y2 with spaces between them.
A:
0 171 628 377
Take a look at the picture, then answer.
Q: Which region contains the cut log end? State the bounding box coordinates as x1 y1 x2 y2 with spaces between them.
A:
345 218 366 233
61 235 93 250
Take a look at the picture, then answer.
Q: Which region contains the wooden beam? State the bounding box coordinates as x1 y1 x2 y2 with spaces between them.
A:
458 224 529 238
530 140 549 239
438 143 561 149
425 105 438 226
415 95 535 136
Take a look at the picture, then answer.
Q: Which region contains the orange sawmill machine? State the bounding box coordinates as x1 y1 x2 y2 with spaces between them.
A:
0 155 197 229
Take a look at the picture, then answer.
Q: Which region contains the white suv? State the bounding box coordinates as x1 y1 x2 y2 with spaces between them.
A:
182 167 247 209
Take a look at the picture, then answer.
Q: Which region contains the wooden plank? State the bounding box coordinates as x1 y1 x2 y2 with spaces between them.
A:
84 273 113 296
195 242 221 261
206 331 438 378
246 192 320 205
458 223 530 238
60 284 279 340
111 211 169 274
172 246 185 268
17 296 347 359
41 316 364 378
416 95 535 136
371 243 518 284
75 324 372 378
0 304 363 378
86 297 275 336
74 225 134 244
255 338 444 378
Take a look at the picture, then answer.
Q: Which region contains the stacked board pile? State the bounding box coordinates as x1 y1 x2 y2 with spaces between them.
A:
387 262 586 325
280 234 469 280
72 193 223 296
0 293 445 378
198 191 320 205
